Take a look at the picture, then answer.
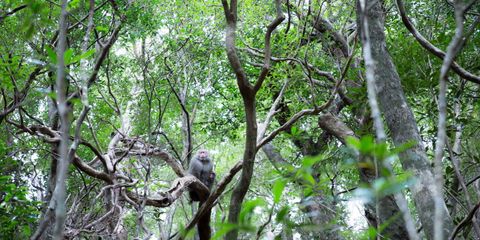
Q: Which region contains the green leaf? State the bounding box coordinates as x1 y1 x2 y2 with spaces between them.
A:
211 223 237 240
390 140 416 155
346 136 360 150
373 142 388 159
47 92 57 100
302 155 320 168
96 25 109 32
64 48 74 65
272 179 286 204
302 172 316 185
46 46 57 64
365 226 378 239
291 126 298 135
275 206 290 222
359 135 375 155
71 49 95 63
25 24 35 39
22 225 31 236
68 0 81 10
4 193 12 202
239 199 266 223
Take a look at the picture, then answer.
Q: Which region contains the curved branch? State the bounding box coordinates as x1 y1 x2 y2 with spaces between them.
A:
395 0 480 84
72 157 113 184
449 200 480 240
126 175 209 208
253 0 285 93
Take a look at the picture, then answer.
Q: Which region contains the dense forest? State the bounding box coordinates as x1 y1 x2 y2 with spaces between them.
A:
1 0 480 239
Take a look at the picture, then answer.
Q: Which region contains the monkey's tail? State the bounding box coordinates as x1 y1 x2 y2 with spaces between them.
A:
197 204 211 240
190 190 201 202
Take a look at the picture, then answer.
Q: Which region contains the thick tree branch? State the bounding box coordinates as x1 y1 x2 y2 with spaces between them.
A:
126 175 209 208
14 123 211 210
222 0 252 94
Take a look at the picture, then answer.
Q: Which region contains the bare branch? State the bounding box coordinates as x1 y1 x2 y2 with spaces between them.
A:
126 175 208 208
450 200 480 240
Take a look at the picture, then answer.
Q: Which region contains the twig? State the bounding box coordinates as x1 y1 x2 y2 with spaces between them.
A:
0 5 27 22
449 200 480 240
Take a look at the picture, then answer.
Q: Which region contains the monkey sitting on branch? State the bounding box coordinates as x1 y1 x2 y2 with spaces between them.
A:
188 149 215 201
188 149 216 240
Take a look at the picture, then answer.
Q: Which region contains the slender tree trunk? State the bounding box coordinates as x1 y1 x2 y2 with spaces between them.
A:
52 1 71 238
356 1 453 238
221 1 284 239
225 97 258 240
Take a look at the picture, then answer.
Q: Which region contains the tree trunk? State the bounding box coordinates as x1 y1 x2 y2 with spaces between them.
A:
225 96 258 240
356 1 453 238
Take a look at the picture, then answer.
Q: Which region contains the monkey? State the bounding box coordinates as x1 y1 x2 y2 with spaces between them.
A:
188 149 215 240
188 149 215 201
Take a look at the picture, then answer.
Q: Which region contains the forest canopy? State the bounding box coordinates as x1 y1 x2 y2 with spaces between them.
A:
1 0 480 239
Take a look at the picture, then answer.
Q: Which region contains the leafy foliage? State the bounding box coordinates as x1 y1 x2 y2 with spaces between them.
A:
0 0 479 239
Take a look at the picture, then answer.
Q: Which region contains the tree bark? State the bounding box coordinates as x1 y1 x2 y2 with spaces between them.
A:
356 1 453 238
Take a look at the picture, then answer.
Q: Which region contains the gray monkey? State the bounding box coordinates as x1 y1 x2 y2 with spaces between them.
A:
188 149 215 201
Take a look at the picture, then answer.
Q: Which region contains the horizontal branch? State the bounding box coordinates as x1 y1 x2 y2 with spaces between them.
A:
13 123 208 208
243 47 336 83
126 175 209 208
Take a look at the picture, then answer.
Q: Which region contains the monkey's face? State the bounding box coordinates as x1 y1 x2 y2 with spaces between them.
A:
197 150 209 160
